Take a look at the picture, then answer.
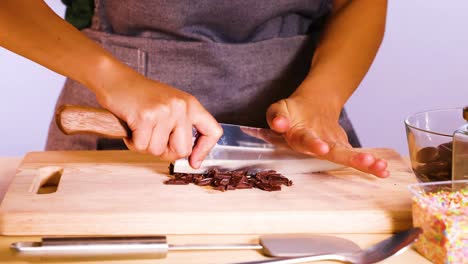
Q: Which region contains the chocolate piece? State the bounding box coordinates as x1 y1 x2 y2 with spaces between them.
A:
416 161 450 174
229 174 243 186
235 177 254 189
219 178 230 186
437 142 453 161
416 147 439 163
414 163 451 182
256 182 282 191
195 178 213 186
214 174 232 180
193 174 204 182
413 141 454 182
165 169 293 192
428 171 451 181
212 178 221 186
164 178 190 185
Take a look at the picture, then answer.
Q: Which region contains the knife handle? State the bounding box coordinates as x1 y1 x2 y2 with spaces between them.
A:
56 105 130 138
11 236 168 258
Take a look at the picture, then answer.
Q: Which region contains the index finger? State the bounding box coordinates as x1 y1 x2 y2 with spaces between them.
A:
322 142 390 178
188 111 223 169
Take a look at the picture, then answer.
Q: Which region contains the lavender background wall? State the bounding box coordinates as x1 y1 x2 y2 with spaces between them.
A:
346 1 468 152
0 1 467 156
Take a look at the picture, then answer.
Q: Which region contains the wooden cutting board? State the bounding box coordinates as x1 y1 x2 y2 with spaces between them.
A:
0 148 416 236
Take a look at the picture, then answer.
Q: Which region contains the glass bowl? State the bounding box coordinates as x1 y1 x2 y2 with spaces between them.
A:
405 108 466 182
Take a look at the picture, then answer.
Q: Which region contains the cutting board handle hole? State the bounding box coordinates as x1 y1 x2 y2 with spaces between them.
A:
29 166 64 194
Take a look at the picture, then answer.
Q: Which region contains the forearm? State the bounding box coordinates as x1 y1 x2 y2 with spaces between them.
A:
0 0 129 98
293 0 387 111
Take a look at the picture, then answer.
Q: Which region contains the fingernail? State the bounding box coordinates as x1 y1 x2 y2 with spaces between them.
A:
194 160 202 169
319 143 330 154
382 170 390 178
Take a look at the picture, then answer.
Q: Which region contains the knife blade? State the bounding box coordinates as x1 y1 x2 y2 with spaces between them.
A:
56 105 343 174
174 123 343 174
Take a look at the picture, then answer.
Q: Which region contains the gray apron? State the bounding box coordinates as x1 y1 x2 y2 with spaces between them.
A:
46 0 361 150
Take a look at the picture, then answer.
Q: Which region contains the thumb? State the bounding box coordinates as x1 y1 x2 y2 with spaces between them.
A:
266 100 291 133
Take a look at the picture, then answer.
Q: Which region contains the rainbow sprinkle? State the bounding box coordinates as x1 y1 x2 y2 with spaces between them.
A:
412 189 468 264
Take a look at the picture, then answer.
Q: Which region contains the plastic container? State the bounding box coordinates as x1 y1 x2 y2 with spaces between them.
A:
408 180 468 264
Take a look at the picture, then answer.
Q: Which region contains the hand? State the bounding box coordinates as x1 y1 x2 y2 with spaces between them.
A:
94 67 222 169
239 126 290 148
266 96 389 178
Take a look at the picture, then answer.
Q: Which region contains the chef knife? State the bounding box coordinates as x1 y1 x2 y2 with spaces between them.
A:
56 105 343 174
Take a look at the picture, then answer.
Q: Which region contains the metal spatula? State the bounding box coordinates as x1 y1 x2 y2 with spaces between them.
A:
11 234 360 258
56 105 343 174
233 228 422 264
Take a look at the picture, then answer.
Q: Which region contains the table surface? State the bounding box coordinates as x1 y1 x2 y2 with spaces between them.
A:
0 156 431 264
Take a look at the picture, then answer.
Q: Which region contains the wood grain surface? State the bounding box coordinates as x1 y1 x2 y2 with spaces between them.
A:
56 105 129 138
0 149 417 236
0 156 431 264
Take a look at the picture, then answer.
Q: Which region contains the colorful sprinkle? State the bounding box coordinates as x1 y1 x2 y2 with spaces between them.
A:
412 188 468 264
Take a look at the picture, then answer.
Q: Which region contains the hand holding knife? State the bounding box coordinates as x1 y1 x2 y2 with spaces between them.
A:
56 105 388 177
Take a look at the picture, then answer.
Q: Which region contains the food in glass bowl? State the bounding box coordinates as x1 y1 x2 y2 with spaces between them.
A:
405 108 466 182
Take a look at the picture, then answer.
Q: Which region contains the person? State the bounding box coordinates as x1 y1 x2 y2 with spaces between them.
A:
0 0 389 178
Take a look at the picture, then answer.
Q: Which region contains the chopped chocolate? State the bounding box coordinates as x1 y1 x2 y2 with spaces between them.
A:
193 174 204 182
212 178 221 186
219 178 230 186
229 174 243 186
256 182 282 192
269 175 293 186
214 173 232 180
164 178 190 185
164 169 293 192
235 180 254 189
195 178 213 186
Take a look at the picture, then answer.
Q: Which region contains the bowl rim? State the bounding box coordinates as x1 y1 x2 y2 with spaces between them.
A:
408 179 468 188
407 180 468 211
404 107 463 137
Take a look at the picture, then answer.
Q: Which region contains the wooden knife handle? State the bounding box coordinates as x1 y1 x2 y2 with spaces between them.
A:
56 105 131 138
